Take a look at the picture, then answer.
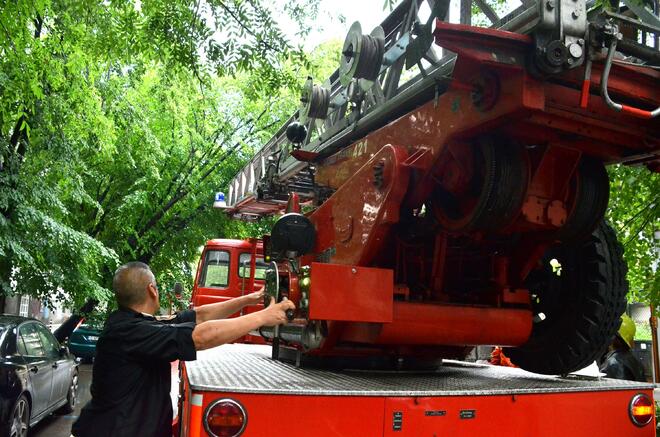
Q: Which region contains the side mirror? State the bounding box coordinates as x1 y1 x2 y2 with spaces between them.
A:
59 345 69 356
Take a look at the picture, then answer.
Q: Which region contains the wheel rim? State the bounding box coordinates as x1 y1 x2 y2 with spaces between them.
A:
69 374 79 408
10 398 28 437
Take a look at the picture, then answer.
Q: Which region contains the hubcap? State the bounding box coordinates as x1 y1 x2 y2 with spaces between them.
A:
69 374 79 407
10 398 28 437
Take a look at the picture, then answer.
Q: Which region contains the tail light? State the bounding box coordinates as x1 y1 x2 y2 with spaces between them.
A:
629 393 654 427
204 398 247 437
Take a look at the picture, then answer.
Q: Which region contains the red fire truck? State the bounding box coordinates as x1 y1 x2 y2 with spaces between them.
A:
179 237 655 437
176 0 659 435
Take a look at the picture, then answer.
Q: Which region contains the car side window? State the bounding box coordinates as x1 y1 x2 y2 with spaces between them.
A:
35 323 60 357
18 323 46 357
0 328 7 356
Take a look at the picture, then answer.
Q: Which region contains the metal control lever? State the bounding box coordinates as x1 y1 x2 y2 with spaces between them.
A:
286 309 295 322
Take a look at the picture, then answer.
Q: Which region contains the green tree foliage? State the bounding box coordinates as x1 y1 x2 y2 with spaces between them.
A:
607 166 660 306
0 0 320 310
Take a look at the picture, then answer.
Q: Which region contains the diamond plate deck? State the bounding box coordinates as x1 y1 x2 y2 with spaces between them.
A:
185 344 653 396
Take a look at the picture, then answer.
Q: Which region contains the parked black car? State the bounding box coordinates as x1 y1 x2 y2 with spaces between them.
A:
0 315 79 437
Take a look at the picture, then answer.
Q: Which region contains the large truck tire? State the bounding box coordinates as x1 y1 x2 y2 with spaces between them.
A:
506 221 628 375
556 158 609 242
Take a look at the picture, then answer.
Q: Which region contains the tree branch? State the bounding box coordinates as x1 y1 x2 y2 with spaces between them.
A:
617 194 660 233
215 1 281 53
625 205 659 246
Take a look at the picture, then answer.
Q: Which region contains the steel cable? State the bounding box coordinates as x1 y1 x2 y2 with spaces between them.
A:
307 85 331 119
353 34 385 81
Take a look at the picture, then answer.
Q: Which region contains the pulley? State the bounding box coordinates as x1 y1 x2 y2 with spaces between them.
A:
299 77 331 123
431 140 528 232
339 22 385 87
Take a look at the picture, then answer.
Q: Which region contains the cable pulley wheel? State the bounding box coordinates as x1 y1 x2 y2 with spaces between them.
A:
339 22 385 86
299 77 331 123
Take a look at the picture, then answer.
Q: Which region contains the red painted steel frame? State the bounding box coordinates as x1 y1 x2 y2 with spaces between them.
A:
291 20 659 355
183 385 655 437
316 24 659 194
308 144 411 266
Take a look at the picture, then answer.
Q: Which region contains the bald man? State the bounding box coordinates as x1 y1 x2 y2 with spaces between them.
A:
71 261 294 437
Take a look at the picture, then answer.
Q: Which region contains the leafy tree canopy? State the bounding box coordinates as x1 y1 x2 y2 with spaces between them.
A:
0 0 325 310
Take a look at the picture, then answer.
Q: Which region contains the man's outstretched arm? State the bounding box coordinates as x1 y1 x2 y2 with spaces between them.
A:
194 290 264 323
192 297 294 351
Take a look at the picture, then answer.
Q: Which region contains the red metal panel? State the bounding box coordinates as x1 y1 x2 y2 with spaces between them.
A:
383 389 655 436
308 262 394 323
192 294 235 308
433 20 532 68
564 61 660 108
196 392 385 437
189 388 654 437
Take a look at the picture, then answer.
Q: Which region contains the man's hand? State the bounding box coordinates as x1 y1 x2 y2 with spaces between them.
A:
243 289 265 306
192 297 296 351
259 297 295 327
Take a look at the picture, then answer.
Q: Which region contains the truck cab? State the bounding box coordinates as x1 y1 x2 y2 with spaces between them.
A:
191 238 267 342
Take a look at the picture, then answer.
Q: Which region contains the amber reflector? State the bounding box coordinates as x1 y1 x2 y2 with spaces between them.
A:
205 399 247 437
629 394 654 427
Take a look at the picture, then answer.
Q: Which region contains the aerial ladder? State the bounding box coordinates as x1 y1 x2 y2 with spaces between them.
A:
220 0 659 376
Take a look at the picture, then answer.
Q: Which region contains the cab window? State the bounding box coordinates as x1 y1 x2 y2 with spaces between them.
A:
237 253 268 280
200 250 230 288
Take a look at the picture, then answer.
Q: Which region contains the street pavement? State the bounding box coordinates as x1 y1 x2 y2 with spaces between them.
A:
30 363 93 437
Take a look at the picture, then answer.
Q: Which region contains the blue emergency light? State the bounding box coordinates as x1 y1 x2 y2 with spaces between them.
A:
213 192 227 208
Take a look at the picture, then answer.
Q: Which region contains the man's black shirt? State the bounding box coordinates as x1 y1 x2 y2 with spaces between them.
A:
72 307 197 437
